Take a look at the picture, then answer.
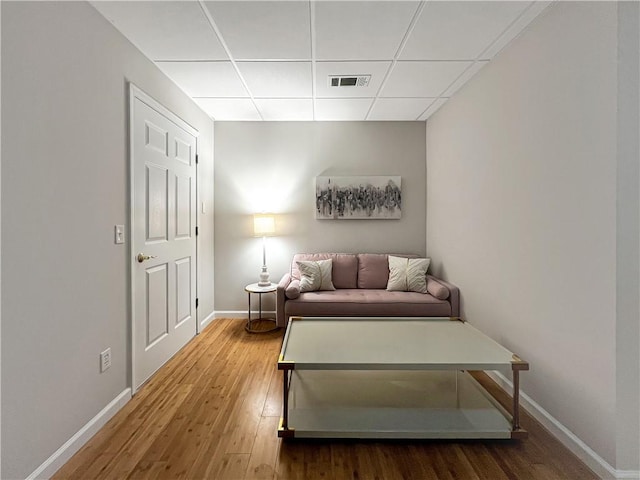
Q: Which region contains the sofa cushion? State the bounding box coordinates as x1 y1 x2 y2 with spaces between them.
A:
387 256 430 293
292 253 357 289
357 253 418 289
284 289 452 317
297 259 335 292
285 279 301 299
426 277 449 300
357 254 389 289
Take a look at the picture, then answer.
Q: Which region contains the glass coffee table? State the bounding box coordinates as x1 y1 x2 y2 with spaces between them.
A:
277 317 528 439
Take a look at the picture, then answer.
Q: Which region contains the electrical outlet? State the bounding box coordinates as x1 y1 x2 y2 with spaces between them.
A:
100 348 112 372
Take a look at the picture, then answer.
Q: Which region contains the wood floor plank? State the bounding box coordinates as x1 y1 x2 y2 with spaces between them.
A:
411 444 455 480
62 383 191 479
210 453 251 480
376 442 439 480
460 443 511 480
184 429 227 479
302 441 333 480
274 441 307 479
261 365 283 417
328 442 359 480
370 443 408 480
53 318 599 480
222 352 275 455
92 384 194 480
353 442 386 480
125 460 169 480
245 416 280 479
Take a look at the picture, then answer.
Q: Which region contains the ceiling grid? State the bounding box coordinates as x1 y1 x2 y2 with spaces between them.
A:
365 0 427 121
309 0 317 122
197 0 263 120
91 0 554 121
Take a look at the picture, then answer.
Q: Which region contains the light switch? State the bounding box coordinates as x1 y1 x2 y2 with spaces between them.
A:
115 225 125 244
202 201 206 214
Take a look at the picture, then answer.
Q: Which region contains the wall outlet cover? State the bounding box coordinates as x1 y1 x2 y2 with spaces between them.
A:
100 348 112 372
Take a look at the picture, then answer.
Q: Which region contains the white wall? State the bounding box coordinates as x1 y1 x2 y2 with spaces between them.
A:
1 2 214 478
214 121 426 313
198 125 215 329
0 3 3 477
615 1 640 472
426 1 624 471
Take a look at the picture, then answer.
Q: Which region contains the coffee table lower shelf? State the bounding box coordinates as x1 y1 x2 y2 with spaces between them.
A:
278 370 525 440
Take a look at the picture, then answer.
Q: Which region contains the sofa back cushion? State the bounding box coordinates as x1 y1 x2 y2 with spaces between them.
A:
356 254 389 289
291 253 358 289
357 253 418 289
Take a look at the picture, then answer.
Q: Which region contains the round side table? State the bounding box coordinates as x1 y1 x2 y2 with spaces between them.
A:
245 282 278 333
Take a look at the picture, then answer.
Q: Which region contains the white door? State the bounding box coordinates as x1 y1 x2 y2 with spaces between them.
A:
131 86 198 392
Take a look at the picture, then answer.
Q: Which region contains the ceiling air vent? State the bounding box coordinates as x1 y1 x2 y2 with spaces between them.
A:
328 75 371 88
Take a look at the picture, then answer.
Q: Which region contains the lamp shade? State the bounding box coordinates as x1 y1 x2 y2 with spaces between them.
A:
253 214 276 237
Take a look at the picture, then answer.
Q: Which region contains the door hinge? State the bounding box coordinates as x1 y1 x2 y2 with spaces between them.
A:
195 154 199 165
196 226 199 236
196 298 199 309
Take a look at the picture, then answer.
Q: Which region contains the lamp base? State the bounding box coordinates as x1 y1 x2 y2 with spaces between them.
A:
258 266 270 286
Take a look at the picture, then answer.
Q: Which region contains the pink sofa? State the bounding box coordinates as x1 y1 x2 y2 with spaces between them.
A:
276 253 460 327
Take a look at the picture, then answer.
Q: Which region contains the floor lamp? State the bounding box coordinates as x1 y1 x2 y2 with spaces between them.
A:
253 214 276 286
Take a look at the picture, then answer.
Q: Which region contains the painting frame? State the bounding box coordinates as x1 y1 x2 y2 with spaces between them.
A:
315 176 402 220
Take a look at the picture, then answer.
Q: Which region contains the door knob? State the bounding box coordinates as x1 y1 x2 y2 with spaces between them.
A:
137 253 157 263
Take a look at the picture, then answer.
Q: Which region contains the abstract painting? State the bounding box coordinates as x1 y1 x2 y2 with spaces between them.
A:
316 176 402 220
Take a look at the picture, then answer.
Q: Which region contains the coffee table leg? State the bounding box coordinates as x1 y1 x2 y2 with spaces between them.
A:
278 368 296 439
282 369 289 429
513 369 521 430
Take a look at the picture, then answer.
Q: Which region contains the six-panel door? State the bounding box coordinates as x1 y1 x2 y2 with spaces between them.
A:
132 96 197 391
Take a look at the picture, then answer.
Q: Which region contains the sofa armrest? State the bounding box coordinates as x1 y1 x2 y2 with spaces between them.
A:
276 273 292 328
428 275 460 318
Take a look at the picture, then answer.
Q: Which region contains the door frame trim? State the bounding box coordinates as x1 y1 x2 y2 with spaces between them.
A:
128 83 199 393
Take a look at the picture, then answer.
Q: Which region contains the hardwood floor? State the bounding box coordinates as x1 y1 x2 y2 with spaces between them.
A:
53 318 598 480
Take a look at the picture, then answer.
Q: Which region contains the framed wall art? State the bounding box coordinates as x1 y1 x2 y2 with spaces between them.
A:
315 176 402 220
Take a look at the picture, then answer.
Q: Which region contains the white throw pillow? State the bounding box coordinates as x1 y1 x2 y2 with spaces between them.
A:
386 256 430 293
297 259 336 292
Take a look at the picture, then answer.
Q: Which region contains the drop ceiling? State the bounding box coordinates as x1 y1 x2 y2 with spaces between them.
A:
91 1 552 121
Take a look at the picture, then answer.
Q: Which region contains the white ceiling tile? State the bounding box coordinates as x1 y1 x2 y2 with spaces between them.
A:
194 98 261 121
315 99 374 121
400 1 531 61
254 99 314 121
315 2 420 60
92 0 550 122
90 1 227 61
315 62 392 98
381 61 472 98
237 62 312 98
442 61 489 97
419 98 449 121
156 62 248 97
204 1 311 59
368 98 436 121
482 1 553 59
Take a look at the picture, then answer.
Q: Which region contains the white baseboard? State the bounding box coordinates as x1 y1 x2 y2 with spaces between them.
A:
27 388 131 480
214 310 246 319
199 310 216 331
487 372 639 480
214 310 276 319
616 472 640 480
